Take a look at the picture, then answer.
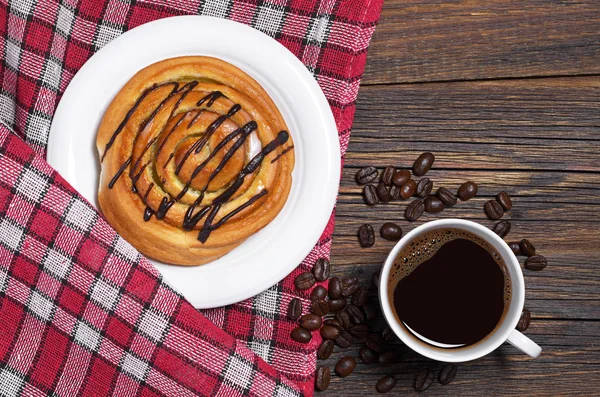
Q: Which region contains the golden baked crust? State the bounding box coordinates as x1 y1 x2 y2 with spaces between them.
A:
96 56 294 266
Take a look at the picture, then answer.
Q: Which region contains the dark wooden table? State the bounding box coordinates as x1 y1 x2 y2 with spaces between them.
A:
324 1 600 395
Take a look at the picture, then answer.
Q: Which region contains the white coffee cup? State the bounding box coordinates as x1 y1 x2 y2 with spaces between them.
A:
379 219 541 362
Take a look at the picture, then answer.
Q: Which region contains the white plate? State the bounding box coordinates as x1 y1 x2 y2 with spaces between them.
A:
48 16 340 309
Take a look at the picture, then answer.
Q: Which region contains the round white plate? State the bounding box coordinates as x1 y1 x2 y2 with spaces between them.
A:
48 16 340 309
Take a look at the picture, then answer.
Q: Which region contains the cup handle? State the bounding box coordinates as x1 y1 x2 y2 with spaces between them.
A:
506 329 542 358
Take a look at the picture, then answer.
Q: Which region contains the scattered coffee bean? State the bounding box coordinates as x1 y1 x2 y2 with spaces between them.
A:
328 299 347 312
329 277 342 299
517 308 531 331
520 239 536 256
378 350 399 365
317 340 335 360
335 357 356 377
312 299 329 316
324 319 342 328
336 331 354 348
349 324 369 339
315 366 331 391
400 179 417 199
359 346 378 364
437 187 457 206
380 222 403 241
358 224 375 248
484 200 504 220
366 334 386 353
311 286 328 302
424 196 445 213
372 270 381 289
413 370 434 392
376 375 397 393
320 325 340 340
287 299 302 320
340 277 360 297
345 304 365 324
291 327 312 343
416 178 433 198
457 181 478 201
382 166 395 185
335 311 351 331
313 258 330 281
351 286 368 307
509 241 522 256
438 364 457 385
413 152 435 176
405 199 424 221
525 255 547 271
377 182 392 203
492 220 511 238
363 184 379 205
392 169 411 186
381 326 396 342
363 304 377 321
294 272 315 290
389 184 401 200
496 191 513 211
299 314 322 331
356 166 378 185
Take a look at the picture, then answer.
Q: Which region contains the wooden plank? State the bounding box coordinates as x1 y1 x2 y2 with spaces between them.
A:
363 0 600 84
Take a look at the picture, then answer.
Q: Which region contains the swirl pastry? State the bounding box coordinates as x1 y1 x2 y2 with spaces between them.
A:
96 57 294 266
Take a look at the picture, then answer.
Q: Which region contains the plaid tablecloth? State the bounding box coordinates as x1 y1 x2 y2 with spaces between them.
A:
0 0 383 395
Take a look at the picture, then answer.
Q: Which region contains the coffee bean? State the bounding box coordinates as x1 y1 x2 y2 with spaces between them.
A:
324 319 342 328
366 333 386 353
492 220 511 238
363 184 379 205
392 169 411 186
349 324 369 339
377 182 392 203
336 330 354 348
320 325 340 340
520 239 536 256
381 326 397 342
359 346 378 364
509 241 522 256
294 272 315 290
496 191 513 210
311 286 328 302
363 304 378 321
312 299 329 316
345 304 365 324
457 181 478 201
356 166 378 184
413 370 434 392
389 185 401 200
381 166 395 185
438 364 457 385
328 299 347 312
299 314 322 331
378 350 399 365
372 270 381 289
317 340 335 360
380 223 403 241
287 299 302 320
335 357 356 377
400 179 417 199
335 311 351 330
437 187 457 206
424 196 445 213
340 277 359 297
291 327 312 343
517 308 531 331
376 375 397 393
315 366 330 391
413 152 435 176
351 286 367 307
484 200 504 220
525 255 547 271
416 178 433 198
313 258 330 281
358 224 375 248
329 277 342 299
405 199 424 221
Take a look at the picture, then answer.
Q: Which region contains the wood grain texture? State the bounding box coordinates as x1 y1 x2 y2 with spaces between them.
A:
324 76 600 395
362 0 600 84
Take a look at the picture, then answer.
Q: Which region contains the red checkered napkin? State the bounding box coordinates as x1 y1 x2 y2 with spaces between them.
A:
0 0 383 395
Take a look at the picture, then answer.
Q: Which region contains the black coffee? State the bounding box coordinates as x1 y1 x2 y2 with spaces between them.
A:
389 228 510 348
